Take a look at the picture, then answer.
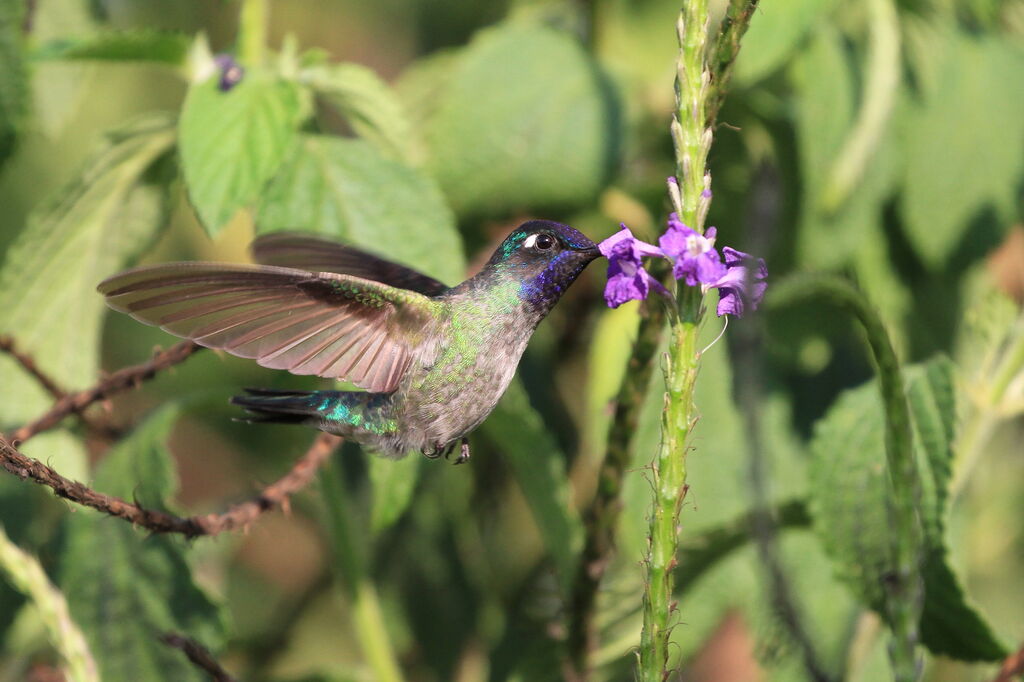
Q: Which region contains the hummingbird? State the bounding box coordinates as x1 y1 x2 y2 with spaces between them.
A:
98 221 600 463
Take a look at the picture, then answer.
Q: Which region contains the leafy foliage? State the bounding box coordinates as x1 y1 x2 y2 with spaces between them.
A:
0 0 27 164
899 26 1024 268
257 134 463 283
305 63 416 163
417 22 622 217
33 30 191 66
809 357 1006 660
0 0 1021 680
179 71 309 236
0 114 173 424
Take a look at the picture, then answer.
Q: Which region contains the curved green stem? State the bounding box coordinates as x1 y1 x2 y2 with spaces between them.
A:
0 524 98 682
820 0 900 212
770 274 924 682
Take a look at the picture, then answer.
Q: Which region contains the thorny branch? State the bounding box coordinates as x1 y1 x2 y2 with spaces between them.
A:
1 335 339 536
161 633 237 682
0 432 340 537
0 335 121 439
9 340 202 444
0 335 68 399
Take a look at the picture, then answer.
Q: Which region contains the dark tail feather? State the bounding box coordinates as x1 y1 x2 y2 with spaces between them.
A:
231 389 323 425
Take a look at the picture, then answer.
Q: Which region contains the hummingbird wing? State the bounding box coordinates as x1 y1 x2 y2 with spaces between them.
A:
98 263 438 393
250 232 449 296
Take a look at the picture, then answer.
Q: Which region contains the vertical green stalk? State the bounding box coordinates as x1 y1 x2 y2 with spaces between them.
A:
770 275 924 682
639 3 714 677
320 456 405 682
639 309 702 679
669 1 712 230
0 525 98 682
237 0 268 66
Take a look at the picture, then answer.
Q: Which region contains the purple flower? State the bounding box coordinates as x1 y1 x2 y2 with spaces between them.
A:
658 214 726 287
214 54 245 92
598 226 666 308
711 247 768 317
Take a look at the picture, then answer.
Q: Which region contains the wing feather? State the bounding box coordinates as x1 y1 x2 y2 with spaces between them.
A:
251 232 450 296
98 262 436 392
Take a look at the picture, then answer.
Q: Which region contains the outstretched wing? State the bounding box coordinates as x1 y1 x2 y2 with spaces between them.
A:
251 232 450 296
98 263 438 393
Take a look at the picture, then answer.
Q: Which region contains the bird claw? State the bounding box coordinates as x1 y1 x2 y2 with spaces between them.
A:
450 437 471 465
422 437 471 464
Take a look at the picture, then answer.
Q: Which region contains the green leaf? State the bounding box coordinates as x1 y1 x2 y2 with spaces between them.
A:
808 357 1006 660
368 455 421 534
179 70 309 237
418 22 620 216
33 31 190 66
480 378 582 596
0 0 28 164
305 63 415 163
257 134 463 284
899 29 1024 268
59 406 227 682
0 114 174 426
733 0 837 85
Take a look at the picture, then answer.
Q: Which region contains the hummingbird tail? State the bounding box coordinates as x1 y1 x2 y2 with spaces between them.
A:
231 389 323 425
230 389 396 437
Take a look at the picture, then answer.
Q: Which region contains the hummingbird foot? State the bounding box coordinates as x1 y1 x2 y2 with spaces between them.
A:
450 437 471 465
421 444 444 460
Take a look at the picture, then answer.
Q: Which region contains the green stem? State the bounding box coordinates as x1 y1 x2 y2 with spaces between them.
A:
770 275 924 682
638 2 718 677
237 0 268 66
669 0 711 230
820 0 900 212
0 524 98 682
319 456 405 682
639 313 701 680
708 0 761 122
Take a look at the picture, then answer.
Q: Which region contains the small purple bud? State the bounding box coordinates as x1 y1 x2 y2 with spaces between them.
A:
214 54 244 92
701 188 712 200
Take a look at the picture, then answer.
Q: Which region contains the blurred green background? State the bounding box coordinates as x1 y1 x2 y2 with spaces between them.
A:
0 0 1021 680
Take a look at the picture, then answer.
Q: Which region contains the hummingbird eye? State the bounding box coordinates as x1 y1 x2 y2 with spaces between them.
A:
533 233 556 250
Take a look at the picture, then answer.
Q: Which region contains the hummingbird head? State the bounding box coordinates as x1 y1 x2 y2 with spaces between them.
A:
481 220 600 312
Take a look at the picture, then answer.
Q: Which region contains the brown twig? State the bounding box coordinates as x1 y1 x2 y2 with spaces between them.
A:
0 335 68 399
992 640 1024 682
0 431 341 537
10 340 202 444
1 335 123 440
160 633 237 682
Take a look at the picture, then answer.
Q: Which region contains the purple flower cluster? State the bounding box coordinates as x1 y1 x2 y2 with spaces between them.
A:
598 214 767 317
